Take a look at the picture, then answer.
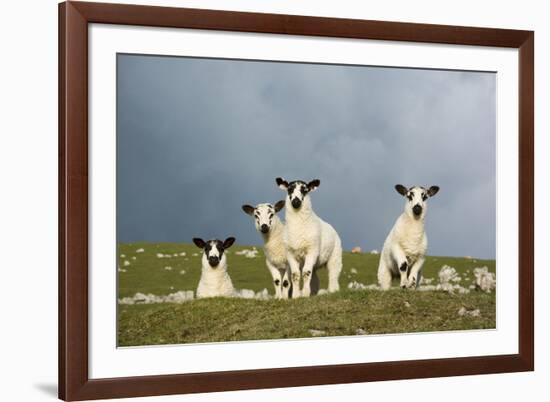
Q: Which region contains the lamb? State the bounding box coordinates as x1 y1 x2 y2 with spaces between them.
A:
276 178 342 297
193 237 236 298
378 184 440 290
242 201 292 299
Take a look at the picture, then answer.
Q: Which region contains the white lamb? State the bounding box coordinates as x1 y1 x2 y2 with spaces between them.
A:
276 178 342 298
242 200 292 299
378 184 440 290
193 237 236 298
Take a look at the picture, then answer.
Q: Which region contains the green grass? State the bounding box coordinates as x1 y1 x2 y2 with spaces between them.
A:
117 242 495 346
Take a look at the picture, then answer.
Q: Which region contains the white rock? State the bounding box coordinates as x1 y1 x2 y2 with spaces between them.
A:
473 267 496 293
350 268 358 274
439 265 459 284
235 248 259 258
118 290 194 304
123 260 130 267
317 289 329 296
309 329 326 336
236 289 256 299
434 281 470 294
429 267 470 293
254 288 270 300
347 281 367 291
458 307 481 317
136 248 145 253
164 266 172 271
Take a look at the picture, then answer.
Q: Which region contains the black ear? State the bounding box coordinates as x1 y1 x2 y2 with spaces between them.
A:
241 205 255 215
307 179 320 192
395 184 408 196
276 177 288 190
223 237 236 249
428 186 440 197
274 200 285 213
192 238 206 249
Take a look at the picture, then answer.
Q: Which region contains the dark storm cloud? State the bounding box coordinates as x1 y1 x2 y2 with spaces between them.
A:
117 54 496 259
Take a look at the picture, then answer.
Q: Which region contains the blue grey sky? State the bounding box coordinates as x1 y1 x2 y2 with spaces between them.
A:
117 54 496 259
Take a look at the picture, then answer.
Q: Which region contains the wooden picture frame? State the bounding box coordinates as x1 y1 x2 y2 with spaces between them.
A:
59 1 534 400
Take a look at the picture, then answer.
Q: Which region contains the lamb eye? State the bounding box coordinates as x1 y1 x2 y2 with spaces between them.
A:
407 194 413 201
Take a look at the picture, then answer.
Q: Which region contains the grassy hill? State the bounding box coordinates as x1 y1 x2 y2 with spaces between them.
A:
117 242 496 346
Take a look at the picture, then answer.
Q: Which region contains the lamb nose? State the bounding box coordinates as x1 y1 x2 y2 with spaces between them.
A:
413 205 422 215
260 224 269 233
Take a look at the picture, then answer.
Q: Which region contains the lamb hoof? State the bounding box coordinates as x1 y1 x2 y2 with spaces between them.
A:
407 278 417 289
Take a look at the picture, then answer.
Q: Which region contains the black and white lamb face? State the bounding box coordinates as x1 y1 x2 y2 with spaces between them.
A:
241 201 285 234
276 177 320 210
192 237 235 268
395 184 439 219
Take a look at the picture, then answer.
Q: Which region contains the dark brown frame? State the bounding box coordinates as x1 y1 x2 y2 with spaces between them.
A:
59 1 534 400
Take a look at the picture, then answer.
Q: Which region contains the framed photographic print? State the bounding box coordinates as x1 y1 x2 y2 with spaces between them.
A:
59 1 534 400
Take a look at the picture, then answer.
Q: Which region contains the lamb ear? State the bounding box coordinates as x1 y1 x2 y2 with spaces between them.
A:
276 177 288 190
192 238 206 249
223 237 236 249
307 179 320 192
395 184 408 196
274 200 285 213
241 205 255 215
428 186 440 197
